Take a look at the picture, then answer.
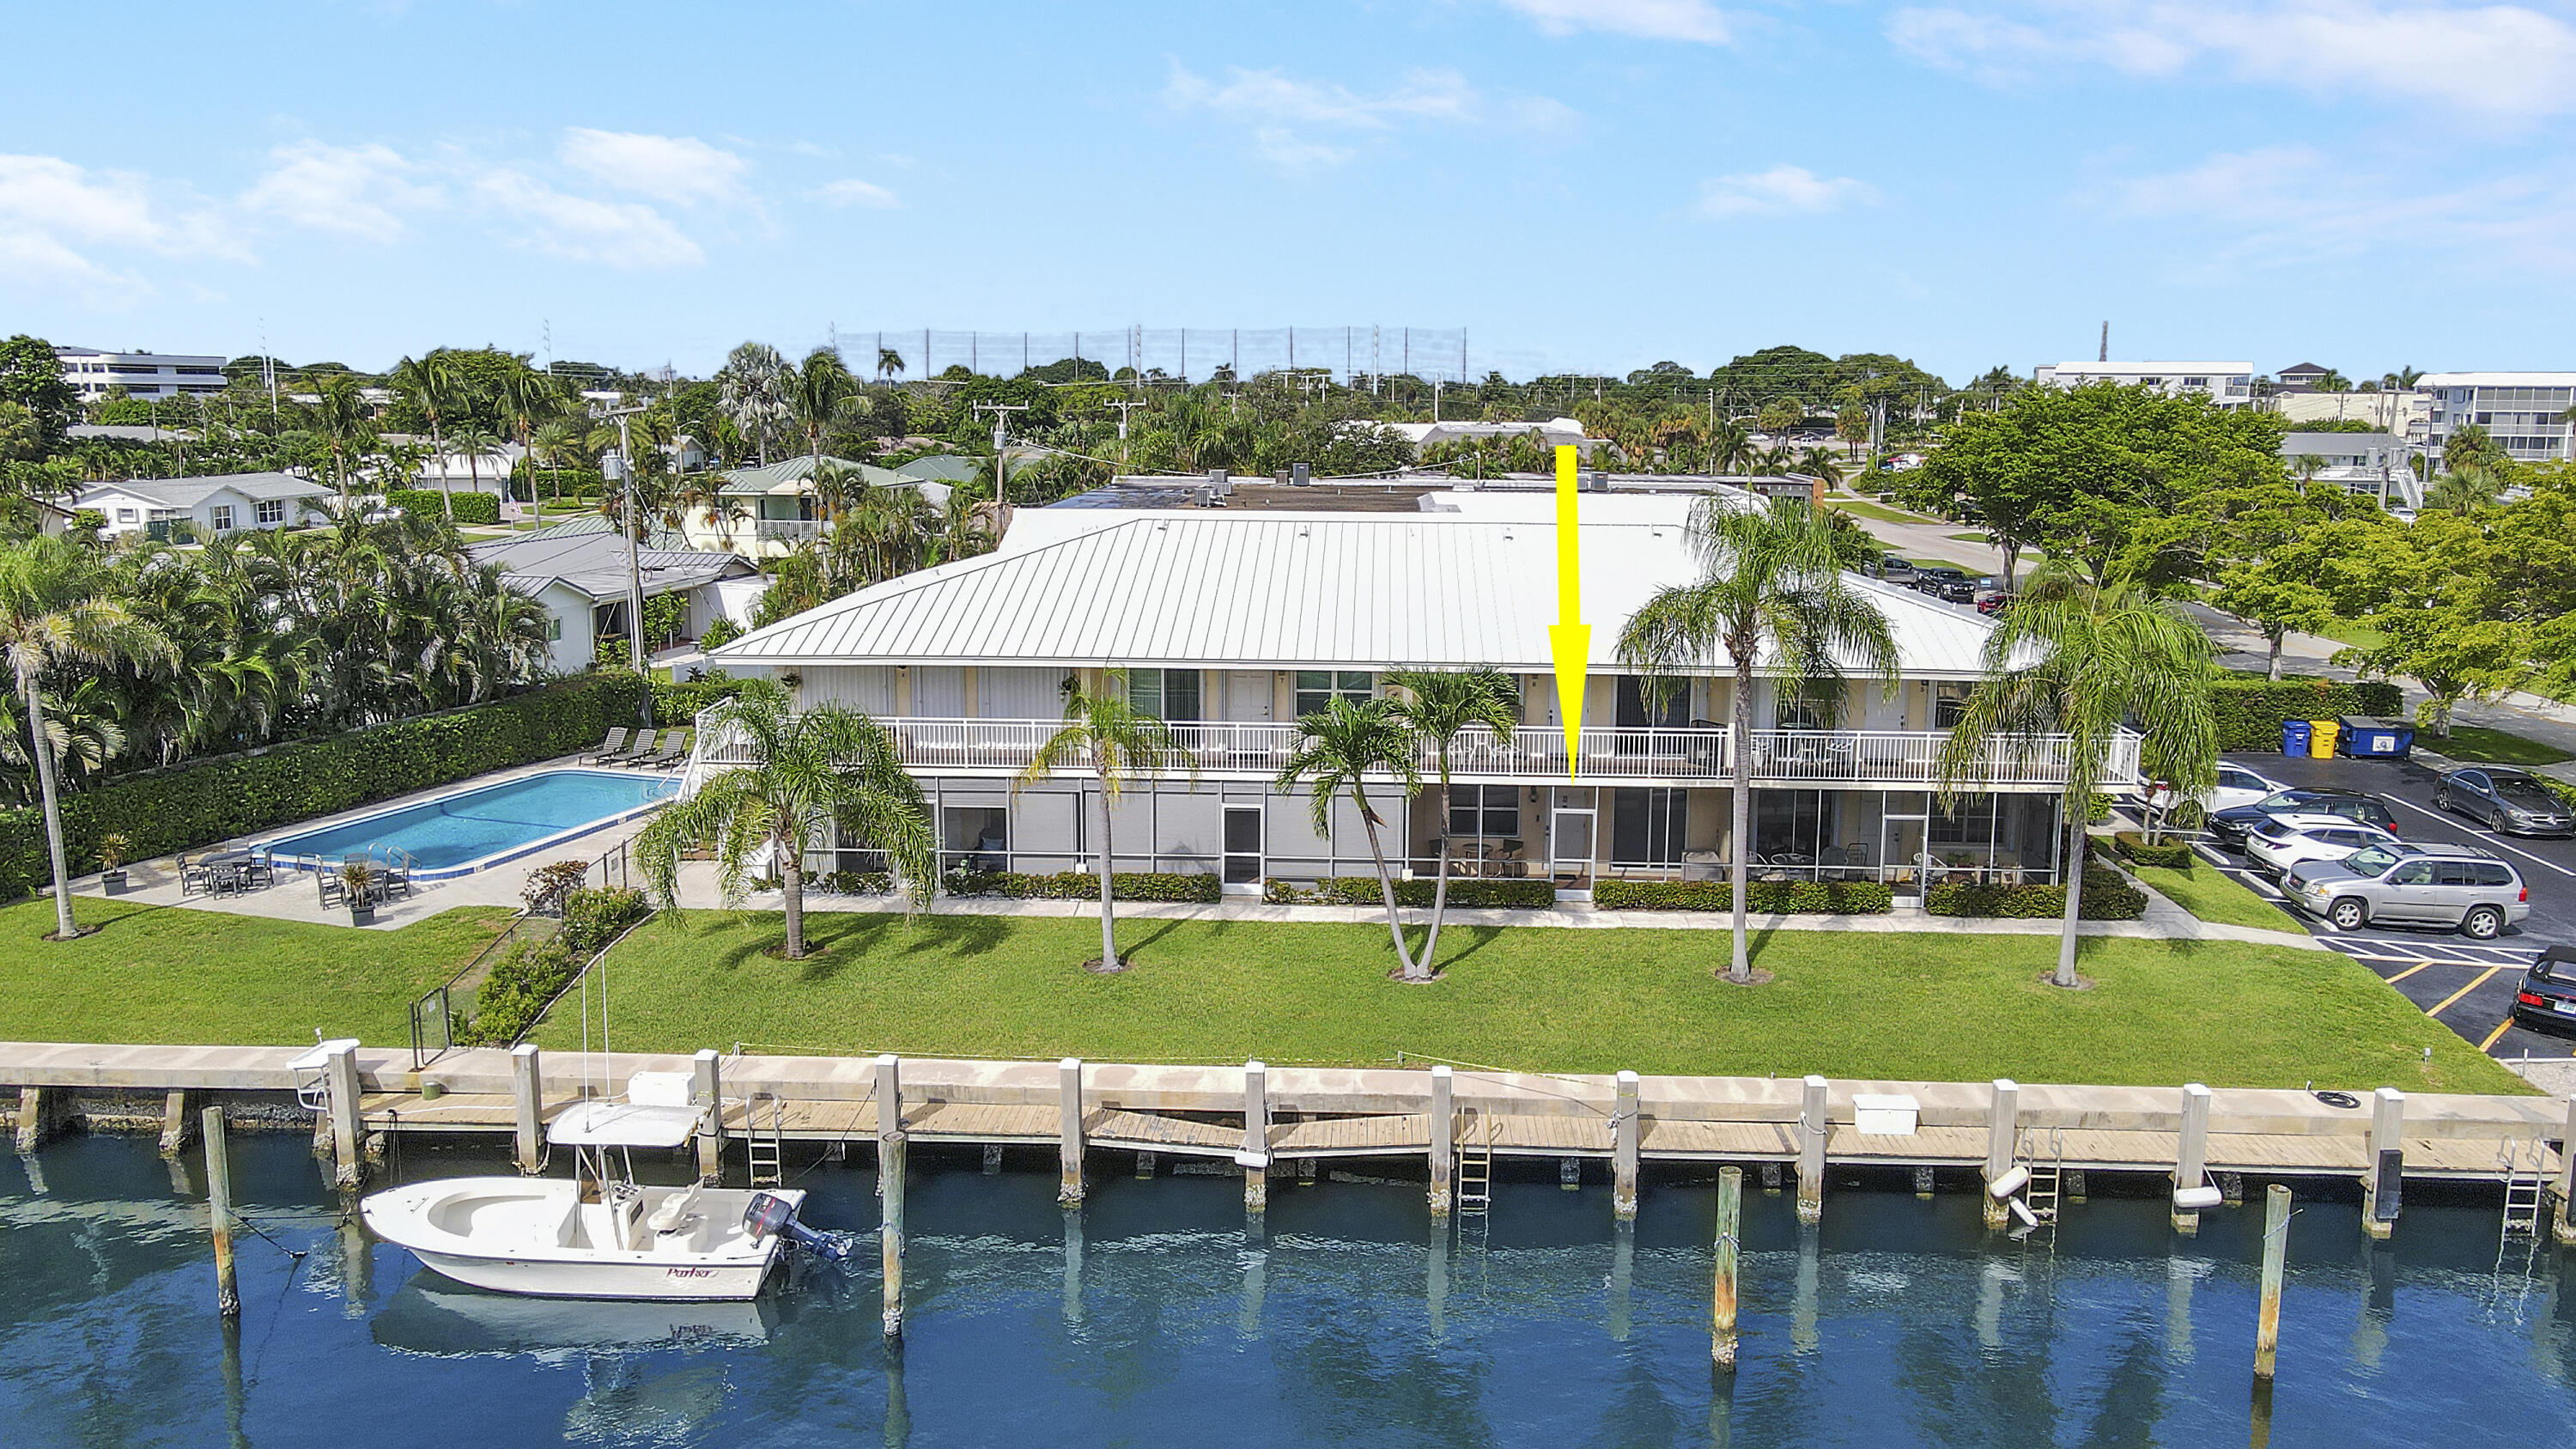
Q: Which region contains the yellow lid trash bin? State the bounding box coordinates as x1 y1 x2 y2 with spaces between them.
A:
2308 719 2340 758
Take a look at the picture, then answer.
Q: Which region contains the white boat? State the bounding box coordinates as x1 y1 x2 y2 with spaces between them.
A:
361 1096 835 1302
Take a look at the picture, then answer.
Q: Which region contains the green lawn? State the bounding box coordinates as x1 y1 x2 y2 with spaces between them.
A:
2428 725 2575 767
1824 497 1926 524
0 898 514 1047
532 909 2522 1093
2312 618 2385 653
1902 556 1986 575
1946 532 1991 544
2125 861 2306 935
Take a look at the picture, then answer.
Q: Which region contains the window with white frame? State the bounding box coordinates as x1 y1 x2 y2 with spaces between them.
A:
114 508 137 523
208 504 235 532
1294 669 1374 715
254 498 284 525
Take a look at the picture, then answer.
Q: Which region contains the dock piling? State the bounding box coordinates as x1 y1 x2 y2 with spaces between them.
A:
14 1085 64 1154
2173 1082 2212 1235
1795 1075 1828 1225
2363 1087 2404 1239
510 1044 542 1175
2254 1183 2291 1380
322 1041 364 1188
158 1090 194 1157
1713 1165 1742 1371
2555 1095 2576 1246
1242 1060 1269 1214
1613 1070 1640 1221
204 1105 239 1318
876 1053 906 1337
1984 1079 2019 1229
1427 1065 1454 1218
1057 1058 1084 1205
692 1049 724 1184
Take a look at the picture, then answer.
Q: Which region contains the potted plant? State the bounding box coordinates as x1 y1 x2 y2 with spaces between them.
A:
97 834 131 895
342 860 378 925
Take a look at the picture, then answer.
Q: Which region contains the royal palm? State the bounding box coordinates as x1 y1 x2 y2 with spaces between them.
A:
1017 676 1195 971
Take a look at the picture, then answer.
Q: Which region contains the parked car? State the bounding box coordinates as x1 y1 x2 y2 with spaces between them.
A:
2434 766 2575 837
2208 788 2397 847
2511 945 2576 1036
2243 813 2402 879
2199 763 2285 818
1879 555 1919 585
1914 568 1976 604
2286 842 2528 938
1969 575 2008 603
2387 507 2419 525
1976 591 2017 616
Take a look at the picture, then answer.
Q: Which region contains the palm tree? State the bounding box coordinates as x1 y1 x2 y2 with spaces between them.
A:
532 417 585 512
1275 696 1425 977
1935 562 2217 988
1016 675 1196 971
390 354 464 519
1383 666 1521 977
634 685 933 960
1618 497 1899 984
877 348 906 384
497 368 562 524
720 342 790 466
788 349 864 478
1709 419 1757 475
448 422 507 514
1797 445 1846 493
311 374 373 505
1 536 174 940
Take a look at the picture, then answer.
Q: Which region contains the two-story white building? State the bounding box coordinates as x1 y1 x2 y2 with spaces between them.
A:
2033 361 2256 409
693 487 2132 898
54 345 229 401
70 472 332 540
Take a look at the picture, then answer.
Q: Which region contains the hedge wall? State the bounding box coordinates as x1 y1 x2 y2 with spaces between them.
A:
942 868 1221 904
386 488 502 526
2214 678 2404 752
0 674 644 891
1593 880 1896 914
653 677 759 727
1272 876 1558 909
1924 869 2148 920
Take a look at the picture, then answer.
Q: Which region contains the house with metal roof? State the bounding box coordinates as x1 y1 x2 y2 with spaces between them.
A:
470 519 762 674
70 471 332 540
691 454 959 557
691 487 2125 899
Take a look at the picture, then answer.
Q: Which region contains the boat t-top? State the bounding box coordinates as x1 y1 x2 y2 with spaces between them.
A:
362 1073 841 1301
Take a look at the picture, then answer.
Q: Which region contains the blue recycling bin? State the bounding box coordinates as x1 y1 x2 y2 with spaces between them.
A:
2336 715 2415 758
2281 720 2312 756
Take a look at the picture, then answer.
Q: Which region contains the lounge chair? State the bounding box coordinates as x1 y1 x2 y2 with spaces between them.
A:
617 729 660 766
634 729 691 769
587 728 631 764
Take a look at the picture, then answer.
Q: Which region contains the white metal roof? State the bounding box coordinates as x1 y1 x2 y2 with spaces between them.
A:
711 509 2002 677
2415 372 2576 388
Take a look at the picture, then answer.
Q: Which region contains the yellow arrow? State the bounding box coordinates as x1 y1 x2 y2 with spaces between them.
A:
1548 444 1589 772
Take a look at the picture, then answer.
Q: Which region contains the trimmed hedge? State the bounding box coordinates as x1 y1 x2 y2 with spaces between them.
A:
1593 879 1896 914
653 676 758 727
1273 876 1559 909
458 886 652 1046
1924 869 2148 920
561 886 650 954
942 868 1222 904
2111 831 2195 871
0 674 644 888
387 488 502 526
2214 677 2403 752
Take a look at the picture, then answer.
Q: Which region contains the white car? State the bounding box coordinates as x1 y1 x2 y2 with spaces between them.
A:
2244 813 2403 879
2188 762 2284 821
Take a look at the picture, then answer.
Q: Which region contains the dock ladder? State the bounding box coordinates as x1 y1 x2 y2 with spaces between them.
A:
746 1092 785 1189
2500 1137 2546 1239
2015 1127 2066 1235
1455 1106 1494 1216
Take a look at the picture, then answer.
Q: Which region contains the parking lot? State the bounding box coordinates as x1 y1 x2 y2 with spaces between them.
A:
2194 747 2576 1060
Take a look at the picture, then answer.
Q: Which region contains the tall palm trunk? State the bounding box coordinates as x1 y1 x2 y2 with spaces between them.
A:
2055 811 2085 988
430 420 453 519
1726 661 1755 982
1353 786 1420 977
780 829 808 959
1091 755 1118 968
1419 779 1453 971
22 667 77 941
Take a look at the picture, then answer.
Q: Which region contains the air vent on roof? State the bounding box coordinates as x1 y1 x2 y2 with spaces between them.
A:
1291 462 1309 486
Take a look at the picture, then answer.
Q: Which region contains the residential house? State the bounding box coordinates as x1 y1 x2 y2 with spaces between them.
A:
1378 416 1595 460
690 454 957 557
469 516 762 673
696 484 2129 897
71 472 331 540
2032 361 2257 409
2280 432 2420 507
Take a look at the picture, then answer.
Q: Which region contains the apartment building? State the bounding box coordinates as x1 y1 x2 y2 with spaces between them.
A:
2032 361 2257 409
693 486 2129 900
54 346 229 399
2418 373 2576 466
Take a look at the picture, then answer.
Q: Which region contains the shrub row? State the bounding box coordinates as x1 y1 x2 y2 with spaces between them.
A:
1592 879 1896 914
386 488 502 526
818 871 895 896
1924 869 2148 920
653 676 758 727
0 674 644 889
942 868 1222 903
456 886 653 1046
2110 831 2195 871
2213 678 2404 751
1268 876 1559 909
561 886 651 954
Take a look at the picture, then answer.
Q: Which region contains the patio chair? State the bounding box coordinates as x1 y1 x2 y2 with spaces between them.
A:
379 852 415 898
243 854 276 891
178 853 213 896
635 729 692 769
317 868 346 909
587 728 632 764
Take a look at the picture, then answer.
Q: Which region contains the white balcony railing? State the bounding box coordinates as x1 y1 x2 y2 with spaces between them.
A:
687 715 2144 793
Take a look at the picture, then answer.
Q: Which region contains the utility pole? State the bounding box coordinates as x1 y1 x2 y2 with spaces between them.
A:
603 402 653 724
972 401 1032 506
2098 321 2109 363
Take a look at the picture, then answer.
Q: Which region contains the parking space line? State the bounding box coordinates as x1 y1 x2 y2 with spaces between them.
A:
2426 965 2506 1018
2381 795 2576 880
2480 1017 2518 1051
2384 962 2434 984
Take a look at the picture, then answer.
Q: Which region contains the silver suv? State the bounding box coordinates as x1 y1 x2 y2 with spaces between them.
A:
2286 842 2530 939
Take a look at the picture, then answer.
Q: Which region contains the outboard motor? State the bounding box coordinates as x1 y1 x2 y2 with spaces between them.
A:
743 1191 847 1261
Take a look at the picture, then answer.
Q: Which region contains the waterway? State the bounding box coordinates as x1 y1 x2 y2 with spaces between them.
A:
7 1134 2575 1446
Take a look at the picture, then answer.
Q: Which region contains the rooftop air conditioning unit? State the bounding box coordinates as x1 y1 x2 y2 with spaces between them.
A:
1291 462 1310 486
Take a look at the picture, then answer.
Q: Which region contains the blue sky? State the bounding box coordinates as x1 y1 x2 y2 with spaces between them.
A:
4 1 2571 384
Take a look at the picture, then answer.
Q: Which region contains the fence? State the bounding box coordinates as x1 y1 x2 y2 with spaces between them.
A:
848 326 1479 386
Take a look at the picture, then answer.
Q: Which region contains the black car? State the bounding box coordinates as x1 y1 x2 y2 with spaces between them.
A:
2512 945 2576 1036
2208 788 2400 847
2435 766 2576 837
1913 568 1975 604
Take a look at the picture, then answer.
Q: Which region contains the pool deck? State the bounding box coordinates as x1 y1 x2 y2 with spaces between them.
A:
66 753 671 930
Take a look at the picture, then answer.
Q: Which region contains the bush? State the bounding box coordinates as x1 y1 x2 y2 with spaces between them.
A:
698 618 743 651
653 675 756 727
456 939 580 1046
1592 879 1895 914
822 871 894 895
941 868 1221 904
520 860 591 916
0 674 642 888
560 886 651 954
2213 678 2405 752
1282 876 1558 909
2111 831 2195 871
386 488 502 526
1924 869 2148 920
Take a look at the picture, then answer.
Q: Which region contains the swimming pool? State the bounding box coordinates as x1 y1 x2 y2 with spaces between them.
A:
261 769 678 880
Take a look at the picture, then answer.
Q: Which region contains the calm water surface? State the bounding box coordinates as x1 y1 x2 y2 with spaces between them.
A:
7 1134 2575 1446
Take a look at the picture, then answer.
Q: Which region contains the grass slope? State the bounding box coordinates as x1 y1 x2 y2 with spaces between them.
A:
0 898 513 1046
540 910 2522 1093
2430 725 2575 768
2126 862 2307 935
1824 497 1926 524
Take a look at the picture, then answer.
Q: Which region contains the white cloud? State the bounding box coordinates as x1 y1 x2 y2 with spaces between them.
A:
1698 164 1874 217
1165 61 1571 169
474 170 703 269
239 141 441 241
0 153 234 294
1255 128 1356 172
1888 2 2576 120
558 128 746 205
817 178 902 209
1494 0 1734 43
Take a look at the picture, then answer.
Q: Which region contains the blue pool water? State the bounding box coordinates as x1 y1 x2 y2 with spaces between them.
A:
262 769 676 876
